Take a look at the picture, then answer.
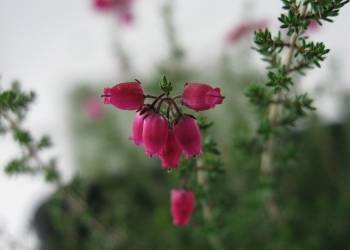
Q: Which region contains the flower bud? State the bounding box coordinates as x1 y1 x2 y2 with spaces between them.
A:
103 82 144 110
143 113 168 156
129 111 144 146
171 189 195 226
174 116 201 157
182 83 224 111
159 129 182 169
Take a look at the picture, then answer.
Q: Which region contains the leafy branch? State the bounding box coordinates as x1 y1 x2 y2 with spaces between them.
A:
249 0 349 219
0 82 122 249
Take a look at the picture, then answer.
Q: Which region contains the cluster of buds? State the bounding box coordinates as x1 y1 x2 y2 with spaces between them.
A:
102 77 224 226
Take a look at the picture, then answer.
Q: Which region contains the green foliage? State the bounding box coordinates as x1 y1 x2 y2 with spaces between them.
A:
14 128 32 145
0 82 35 112
38 135 53 149
0 82 58 182
159 75 174 94
280 93 316 126
266 68 293 92
245 84 272 109
251 0 348 141
5 159 31 174
304 0 350 22
245 1 349 248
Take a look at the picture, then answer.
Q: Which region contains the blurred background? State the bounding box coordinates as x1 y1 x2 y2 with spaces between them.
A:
1 0 350 249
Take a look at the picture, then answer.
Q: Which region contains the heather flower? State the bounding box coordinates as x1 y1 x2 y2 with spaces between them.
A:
129 111 144 145
174 115 201 157
171 189 195 226
226 20 269 44
159 129 182 169
93 0 115 10
84 97 103 120
143 113 169 156
93 0 135 25
307 20 320 33
103 82 144 110
118 9 134 25
182 83 224 111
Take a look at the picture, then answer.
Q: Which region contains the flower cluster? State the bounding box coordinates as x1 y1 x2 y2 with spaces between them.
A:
102 79 224 169
102 78 223 226
93 0 134 25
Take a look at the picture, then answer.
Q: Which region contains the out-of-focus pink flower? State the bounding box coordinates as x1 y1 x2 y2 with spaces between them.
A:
94 0 115 10
84 97 104 121
129 111 144 145
118 9 134 25
93 0 135 25
159 129 182 169
307 20 320 33
171 189 195 226
93 0 131 10
182 83 224 111
143 113 169 156
226 20 269 44
174 115 201 157
103 82 144 110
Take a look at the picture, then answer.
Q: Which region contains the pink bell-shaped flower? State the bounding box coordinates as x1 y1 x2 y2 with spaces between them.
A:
174 115 201 157
182 83 224 111
159 129 182 169
142 113 168 156
103 82 144 110
171 189 195 226
129 111 144 146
